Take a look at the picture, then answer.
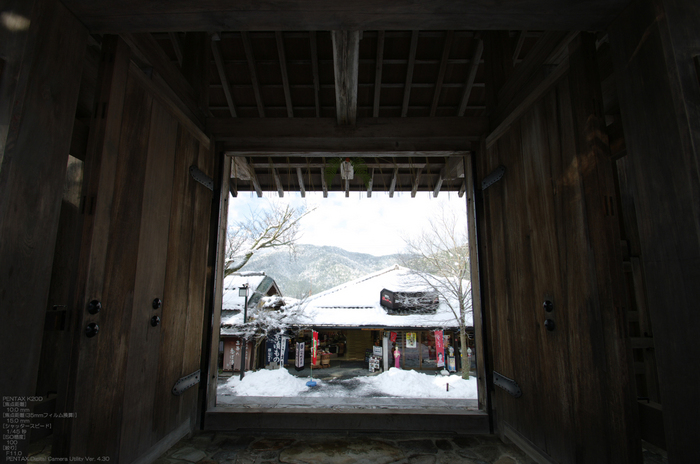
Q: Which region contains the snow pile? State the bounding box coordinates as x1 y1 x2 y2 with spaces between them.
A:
220 367 477 399
355 368 477 398
224 368 315 396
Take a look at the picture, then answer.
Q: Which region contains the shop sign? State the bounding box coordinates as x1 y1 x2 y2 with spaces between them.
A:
373 345 382 356
312 330 319 365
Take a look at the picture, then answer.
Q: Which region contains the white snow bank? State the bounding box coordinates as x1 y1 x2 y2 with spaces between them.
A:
220 367 477 399
354 367 477 399
224 368 316 396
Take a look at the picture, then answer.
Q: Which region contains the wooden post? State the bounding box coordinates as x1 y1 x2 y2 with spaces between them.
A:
610 0 700 461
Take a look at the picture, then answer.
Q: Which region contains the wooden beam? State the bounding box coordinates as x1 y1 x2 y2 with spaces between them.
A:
458 179 466 197
248 162 263 197
269 158 284 197
430 31 454 117
367 168 374 198
411 167 424 197
245 161 453 169
296 167 306 197
389 167 399 197
457 38 483 116
209 117 487 152
485 58 569 148
241 31 265 118
275 31 293 118
120 32 202 122
512 30 527 66
373 31 385 118
332 30 361 125
211 36 236 117
65 1 632 33
168 32 183 67
344 178 350 197
321 163 328 198
433 165 445 197
497 31 575 112
401 31 419 118
310 32 321 118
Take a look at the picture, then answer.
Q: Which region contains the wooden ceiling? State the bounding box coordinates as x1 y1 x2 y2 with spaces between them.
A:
63 1 628 196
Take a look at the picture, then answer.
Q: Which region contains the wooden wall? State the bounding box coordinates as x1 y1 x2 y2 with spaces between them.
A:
610 0 700 461
52 36 215 462
0 2 86 458
476 33 640 463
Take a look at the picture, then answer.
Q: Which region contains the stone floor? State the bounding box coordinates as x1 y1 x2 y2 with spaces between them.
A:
24 431 670 463
156 432 537 464
156 432 671 464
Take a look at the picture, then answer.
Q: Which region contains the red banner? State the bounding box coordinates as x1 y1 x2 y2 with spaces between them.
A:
312 330 319 365
434 330 445 367
390 331 397 343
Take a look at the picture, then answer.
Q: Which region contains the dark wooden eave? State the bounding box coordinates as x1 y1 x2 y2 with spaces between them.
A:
63 1 631 33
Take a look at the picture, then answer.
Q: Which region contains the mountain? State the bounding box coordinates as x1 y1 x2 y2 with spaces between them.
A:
239 244 406 297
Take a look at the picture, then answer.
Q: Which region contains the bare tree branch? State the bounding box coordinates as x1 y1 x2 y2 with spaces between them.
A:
225 202 316 276
400 205 473 379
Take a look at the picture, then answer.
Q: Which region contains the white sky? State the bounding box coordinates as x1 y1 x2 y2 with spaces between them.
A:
227 190 469 256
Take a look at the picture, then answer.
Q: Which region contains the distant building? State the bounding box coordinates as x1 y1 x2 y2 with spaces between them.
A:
219 272 282 371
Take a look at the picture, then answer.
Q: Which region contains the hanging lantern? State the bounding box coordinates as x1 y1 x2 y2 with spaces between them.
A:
340 158 354 180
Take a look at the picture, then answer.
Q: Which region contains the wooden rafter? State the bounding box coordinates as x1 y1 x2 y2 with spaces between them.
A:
211 36 237 117
241 31 265 117
269 158 284 197
168 32 183 67
433 165 445 197
367 168 374 198
430 31 454 117
321 160 328 198
275 31 294 117
331 30 361 125
247 161 263 197
344 178 350 197
401 30 419 117
296 167 306 197
458 179 466 197
411 166 424 198
458 38 483 116
373 31 385 118
513 30 527 66
389 167 399 197
310 32 321 118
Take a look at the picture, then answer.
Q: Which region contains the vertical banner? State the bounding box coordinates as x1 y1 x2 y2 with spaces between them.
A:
312 330 319 365
435 330 445 367
296 342 305 370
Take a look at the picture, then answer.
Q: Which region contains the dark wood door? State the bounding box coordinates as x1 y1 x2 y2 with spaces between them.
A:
476 34 639 463
54 37 213 463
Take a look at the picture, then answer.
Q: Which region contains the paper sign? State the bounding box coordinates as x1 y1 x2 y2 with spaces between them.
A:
406 332 416 348
373 345 382 356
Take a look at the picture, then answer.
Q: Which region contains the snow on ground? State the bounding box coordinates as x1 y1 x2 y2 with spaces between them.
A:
219 368 477 399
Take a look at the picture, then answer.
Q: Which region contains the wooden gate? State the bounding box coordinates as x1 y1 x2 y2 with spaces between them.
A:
474 33 639 463
53 37 214 463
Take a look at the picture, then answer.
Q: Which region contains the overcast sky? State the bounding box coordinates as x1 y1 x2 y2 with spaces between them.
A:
227 190 469 256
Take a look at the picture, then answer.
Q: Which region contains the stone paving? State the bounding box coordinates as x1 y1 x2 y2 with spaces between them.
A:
156 432 538 464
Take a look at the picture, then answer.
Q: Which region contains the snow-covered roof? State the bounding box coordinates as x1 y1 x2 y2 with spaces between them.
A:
220 266 471 333
297 265 470 329
222 272 279 311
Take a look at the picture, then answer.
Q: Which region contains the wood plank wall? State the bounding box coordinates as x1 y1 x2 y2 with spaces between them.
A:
477 33 640 463
53 36 214 462
0 1 87 458
610 0 700 461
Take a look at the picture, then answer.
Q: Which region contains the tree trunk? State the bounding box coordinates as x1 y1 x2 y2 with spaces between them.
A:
460 323 469 380
252 337 263 371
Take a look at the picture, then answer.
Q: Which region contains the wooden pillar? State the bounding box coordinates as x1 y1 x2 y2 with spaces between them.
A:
0 0 86 413
610 1 700 462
